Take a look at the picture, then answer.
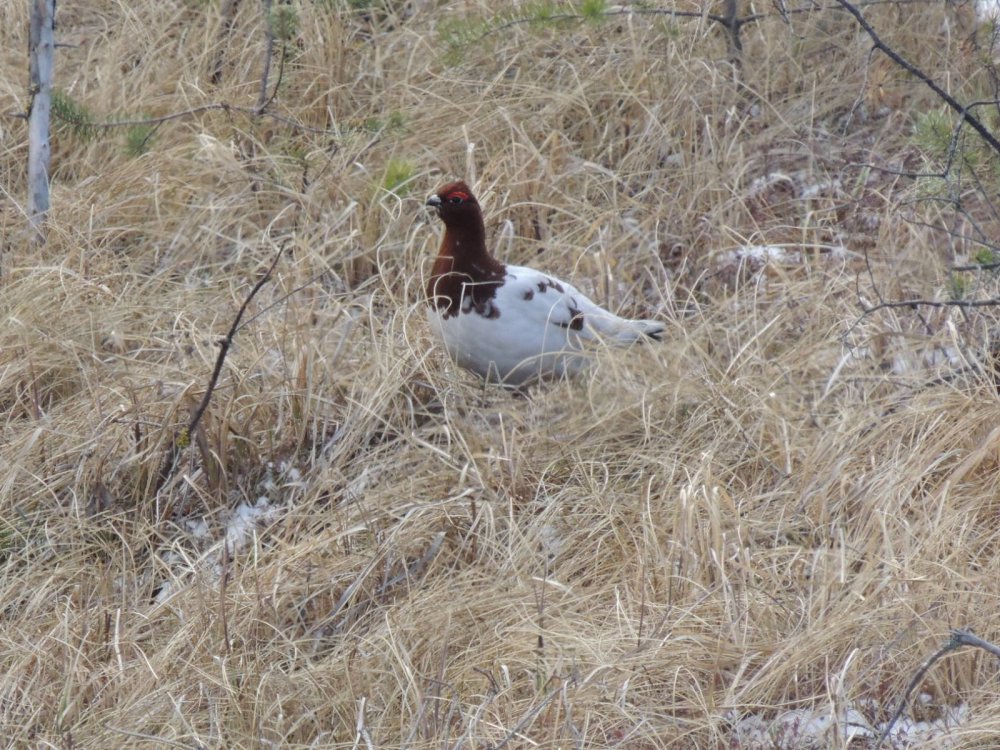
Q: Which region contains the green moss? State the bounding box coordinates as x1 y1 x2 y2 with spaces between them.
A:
382 158 417 196
439 2 573 61
124 118 156 157
579 0 607 23
363 111 406 134
974 248 999 267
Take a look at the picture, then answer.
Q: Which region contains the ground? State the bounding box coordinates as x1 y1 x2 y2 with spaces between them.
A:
1 0 999 747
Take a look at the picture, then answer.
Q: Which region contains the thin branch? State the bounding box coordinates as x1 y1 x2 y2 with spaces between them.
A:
154 248 285 495
455 0 931 52
951 261 1000 272
861 297 1000 314
722 0 744 67
6 101 339 136
862 245 885 306
951 627 1000 660
188 248 285 437
875 640 959 748
256 26 286 115
835 0 1000 156
876 628 1000 749
235 268 332 333
460 8 758 49
844 43 879 131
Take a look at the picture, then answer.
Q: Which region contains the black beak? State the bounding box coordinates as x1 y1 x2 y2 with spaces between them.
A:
426 194 442 211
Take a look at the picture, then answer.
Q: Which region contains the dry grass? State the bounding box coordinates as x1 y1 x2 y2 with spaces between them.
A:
2 0 1000 747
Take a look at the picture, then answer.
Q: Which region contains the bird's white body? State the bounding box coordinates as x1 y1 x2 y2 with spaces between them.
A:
427 264 663 386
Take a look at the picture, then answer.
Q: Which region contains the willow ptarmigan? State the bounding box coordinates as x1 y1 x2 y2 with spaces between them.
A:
425 180 664 386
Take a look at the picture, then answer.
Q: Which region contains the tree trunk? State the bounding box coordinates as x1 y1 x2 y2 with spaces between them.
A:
28 0 55 243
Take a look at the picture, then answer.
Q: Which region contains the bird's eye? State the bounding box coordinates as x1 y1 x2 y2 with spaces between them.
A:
448 196 463 204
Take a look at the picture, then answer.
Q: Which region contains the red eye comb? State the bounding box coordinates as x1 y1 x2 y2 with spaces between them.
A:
446 191 470 201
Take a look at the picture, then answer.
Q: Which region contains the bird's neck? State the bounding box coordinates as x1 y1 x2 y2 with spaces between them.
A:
431 220 504 282
428 216 506 313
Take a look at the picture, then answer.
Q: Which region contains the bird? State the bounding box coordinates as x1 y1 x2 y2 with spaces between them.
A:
424 180 664 386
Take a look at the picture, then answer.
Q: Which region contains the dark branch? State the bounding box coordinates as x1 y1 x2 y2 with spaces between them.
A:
154 248 285 496
255 23 286 115
6 101 338 136
835 0 1000 156
876 628 1000 748
951 261 1000 272
458 1 933 53
862 297 1000 314
188 248 285 437
209 0 242 85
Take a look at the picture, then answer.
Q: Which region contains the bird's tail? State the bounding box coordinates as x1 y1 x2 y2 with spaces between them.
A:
595 316 664 344
618 318 664 343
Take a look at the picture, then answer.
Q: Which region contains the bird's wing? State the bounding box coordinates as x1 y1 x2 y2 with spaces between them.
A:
497 266 596 342
500 265 664 344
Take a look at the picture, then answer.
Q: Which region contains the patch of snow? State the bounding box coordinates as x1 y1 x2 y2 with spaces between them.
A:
879 702 968 749
725 702 968 750
717 245 803 265
185 518 210 539
728 713 769 747
538 523 564 560
261 460 307 495
799 179 843 200
155 497 282 605
890 345 963 376
747 172 795 199
225 498 277 555
746 170 844 198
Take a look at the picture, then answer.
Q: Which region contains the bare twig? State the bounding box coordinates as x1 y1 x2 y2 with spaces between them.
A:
951 627 1000 659
256 25 286 115
951 261 1000 272
455 1 931 54
456 7 763 50
722 0 744 68
835 0 1000 156
859 242 935 334
876 628 1000 748
187 248 285 438
236 268 333 333
6 101 338 136
154 248 285 496
861 297 1000 314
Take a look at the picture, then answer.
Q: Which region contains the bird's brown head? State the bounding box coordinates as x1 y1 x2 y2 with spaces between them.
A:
425 179 504 315
426 180 482 229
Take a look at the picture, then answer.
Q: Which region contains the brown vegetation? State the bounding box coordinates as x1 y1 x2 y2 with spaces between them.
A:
1 0 1000 746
